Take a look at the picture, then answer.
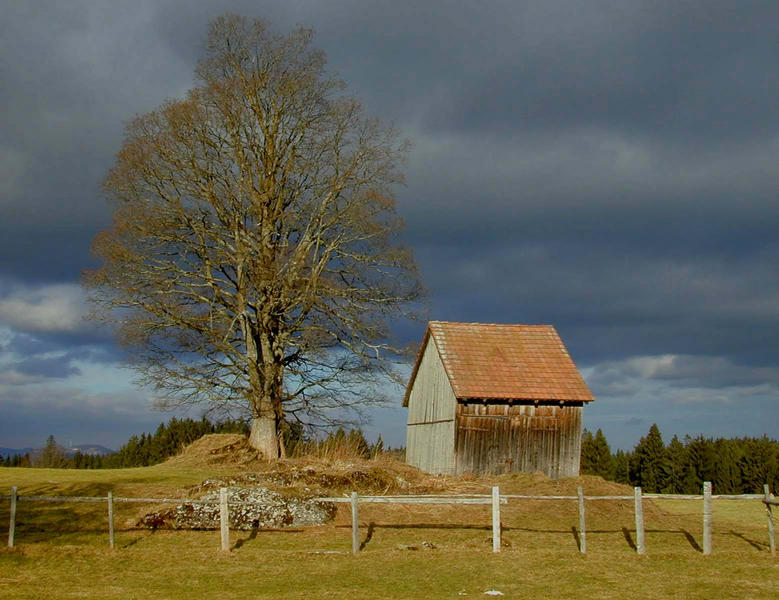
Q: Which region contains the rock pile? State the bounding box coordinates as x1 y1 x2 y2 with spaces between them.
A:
137 479 337 530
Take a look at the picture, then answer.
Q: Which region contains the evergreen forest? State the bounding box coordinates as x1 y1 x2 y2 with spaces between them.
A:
1 418 248 469
4 420 778 495
581 424 779 494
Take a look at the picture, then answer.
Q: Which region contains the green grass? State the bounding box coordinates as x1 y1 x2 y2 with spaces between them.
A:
1 465 777 599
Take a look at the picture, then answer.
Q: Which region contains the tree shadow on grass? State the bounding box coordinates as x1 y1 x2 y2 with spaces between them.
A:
13 506 110 544
8 482 126 545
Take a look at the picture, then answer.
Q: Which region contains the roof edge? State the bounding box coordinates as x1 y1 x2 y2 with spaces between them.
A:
402 325 431 407
456 395 594 403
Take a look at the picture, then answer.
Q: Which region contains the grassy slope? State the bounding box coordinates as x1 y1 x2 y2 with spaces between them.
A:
0 436 776 600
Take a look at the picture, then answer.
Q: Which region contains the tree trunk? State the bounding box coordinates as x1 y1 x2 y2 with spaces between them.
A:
246 326 286 459
249 416 279 458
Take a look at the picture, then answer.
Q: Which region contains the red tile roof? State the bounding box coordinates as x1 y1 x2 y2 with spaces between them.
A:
403 321 594 405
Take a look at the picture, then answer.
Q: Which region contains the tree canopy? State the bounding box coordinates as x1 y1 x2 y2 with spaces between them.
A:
85 15 424 457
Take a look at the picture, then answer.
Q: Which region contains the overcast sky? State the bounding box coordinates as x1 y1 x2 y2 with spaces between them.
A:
1 0 778 452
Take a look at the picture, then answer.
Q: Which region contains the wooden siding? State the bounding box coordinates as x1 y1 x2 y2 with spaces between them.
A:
405 337 457 474
454 402 583 478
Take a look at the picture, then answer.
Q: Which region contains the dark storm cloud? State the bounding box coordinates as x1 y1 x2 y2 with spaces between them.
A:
0 1 194 281
582 356 779 449
0 385 192 449
11 355 82 379
587 354 779 394
3 331 117 367
4 331 116 359
1 1 778 448
426 3 779 146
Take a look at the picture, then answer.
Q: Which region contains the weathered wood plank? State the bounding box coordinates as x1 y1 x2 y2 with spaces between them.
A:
578 486 586 554
316 496 504 504
3 492 765 505
351 492 359 555
115 497 210 504
406 337 457 474
702 482 712 555
219 488 229 552
15 495 108 503
492 486 501 553
7 486 16 548
107 491 115 550
765 484 776 556
503 494 580 500
634 486 645 555
454 402 583 478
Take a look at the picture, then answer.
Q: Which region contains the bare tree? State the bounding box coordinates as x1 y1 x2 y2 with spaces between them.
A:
84 15 424 458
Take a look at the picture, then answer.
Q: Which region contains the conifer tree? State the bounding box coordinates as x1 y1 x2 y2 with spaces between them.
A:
631 424 669 492
713 438 741 494
664 435 687 493
684 435 716 493
580 429 595 474
580 429 613 478
592 429 613 478
739 436 778 492
38 435 67 468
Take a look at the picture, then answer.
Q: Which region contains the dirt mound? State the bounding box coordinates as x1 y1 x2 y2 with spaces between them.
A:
168 434 632 495
141 434 648 530
162 433 261 467
255 458 443 496
164 434 440 493
166 434 641 499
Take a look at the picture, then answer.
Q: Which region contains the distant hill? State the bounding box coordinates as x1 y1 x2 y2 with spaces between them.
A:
64 444 116 457
0 444 115 459
0 447 36 459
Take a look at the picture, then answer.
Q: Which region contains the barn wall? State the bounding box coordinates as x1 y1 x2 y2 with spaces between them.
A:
454 402 583 478
405 338 456 474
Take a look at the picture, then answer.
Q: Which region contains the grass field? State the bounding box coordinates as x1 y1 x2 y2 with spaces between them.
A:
1 440 777 599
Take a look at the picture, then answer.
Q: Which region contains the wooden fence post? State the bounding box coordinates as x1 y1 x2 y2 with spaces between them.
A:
577 486 586 554
219 488 229 552
492 486 501 553
702 481 712 555
634 486 645 554
8 486 16 548
351 491 359 555
107 491 115 550
765 484 776 557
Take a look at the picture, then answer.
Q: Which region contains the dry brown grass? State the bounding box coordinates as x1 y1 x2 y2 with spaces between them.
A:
143 434 655 511
110 435 669 539
161 433 260 467
2 435 776 599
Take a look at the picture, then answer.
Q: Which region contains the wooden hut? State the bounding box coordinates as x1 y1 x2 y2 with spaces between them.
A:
403 321 594 478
